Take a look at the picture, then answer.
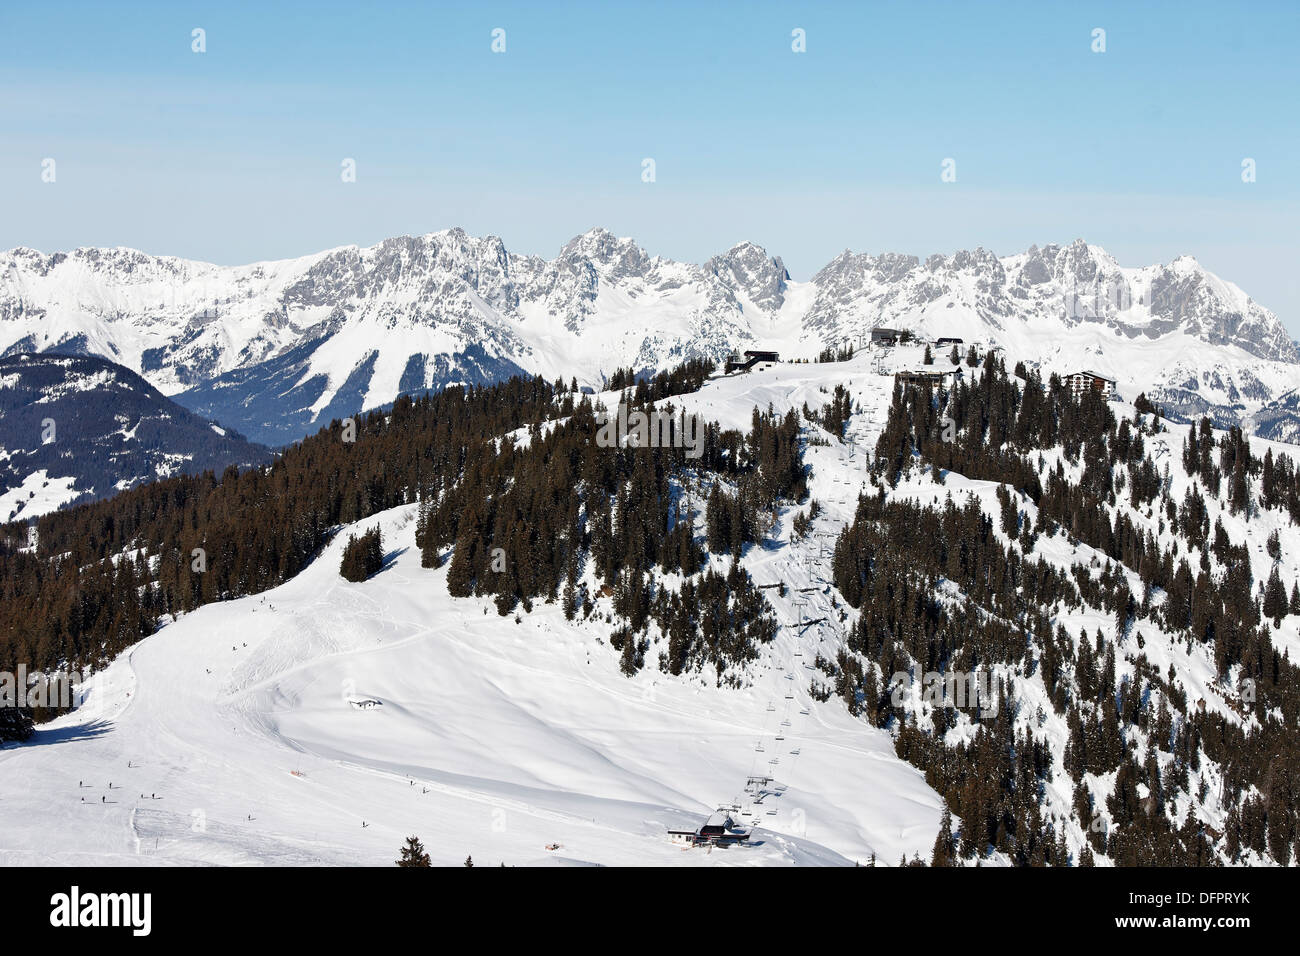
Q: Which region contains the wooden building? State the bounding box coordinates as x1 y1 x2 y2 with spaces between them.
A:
1062 369 1116 399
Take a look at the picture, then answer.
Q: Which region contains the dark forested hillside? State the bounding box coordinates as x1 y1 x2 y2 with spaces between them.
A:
0 356 786 703
0 353 272 521
6 345 1300 867
832 354 1300 865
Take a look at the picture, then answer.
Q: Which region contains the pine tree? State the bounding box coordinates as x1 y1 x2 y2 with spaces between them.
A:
0 706 34 743
1263 566 1287 624
340 527 384 582
930 806 957 866
397 835 431 867
464 855 474 868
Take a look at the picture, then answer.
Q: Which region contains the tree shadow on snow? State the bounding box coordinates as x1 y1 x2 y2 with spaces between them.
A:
380 546 408 572
14 717 114 748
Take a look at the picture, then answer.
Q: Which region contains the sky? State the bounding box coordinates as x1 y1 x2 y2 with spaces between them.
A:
2 0 1298 331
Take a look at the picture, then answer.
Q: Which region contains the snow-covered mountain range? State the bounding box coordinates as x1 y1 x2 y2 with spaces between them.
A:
3 230 1297 446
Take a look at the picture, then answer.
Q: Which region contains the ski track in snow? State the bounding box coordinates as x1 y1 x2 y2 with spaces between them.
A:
0 354 950 867
7 345 1290 866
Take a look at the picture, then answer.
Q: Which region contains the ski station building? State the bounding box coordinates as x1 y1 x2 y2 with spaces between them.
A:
1062 369 1116 400
724 350 780 374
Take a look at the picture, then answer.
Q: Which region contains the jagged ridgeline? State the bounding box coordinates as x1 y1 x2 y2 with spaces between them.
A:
0 356 791 710
832 353 1300 866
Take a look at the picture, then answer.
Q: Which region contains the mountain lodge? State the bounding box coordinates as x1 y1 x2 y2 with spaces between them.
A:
724 350 780 374
1063 370 1116 399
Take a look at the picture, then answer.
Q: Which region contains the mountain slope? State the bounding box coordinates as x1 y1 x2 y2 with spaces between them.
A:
0 501 939 866
0 353 272 522
5 344 1300 865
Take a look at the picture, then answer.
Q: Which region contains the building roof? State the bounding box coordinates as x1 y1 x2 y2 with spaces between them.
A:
896 368 955 380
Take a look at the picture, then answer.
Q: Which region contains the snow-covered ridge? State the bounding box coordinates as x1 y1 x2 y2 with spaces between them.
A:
2 230 1297 445
4 345 1294 866
0 352 273 521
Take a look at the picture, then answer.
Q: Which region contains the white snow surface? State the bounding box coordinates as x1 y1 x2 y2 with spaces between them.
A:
5 347 1298 866
0 500 939 866
0 469 85 523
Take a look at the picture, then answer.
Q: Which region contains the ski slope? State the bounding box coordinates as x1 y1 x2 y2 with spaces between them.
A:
10 343 1288 866
0 353 949 867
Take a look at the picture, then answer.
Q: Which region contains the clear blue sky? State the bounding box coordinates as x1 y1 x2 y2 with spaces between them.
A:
3 0 1298 331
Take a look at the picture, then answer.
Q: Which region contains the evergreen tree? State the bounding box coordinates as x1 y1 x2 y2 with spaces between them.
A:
0 706 34 743
339 527 384 582
930 806 957 865
1263 566 1288 624
397 835 431 867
